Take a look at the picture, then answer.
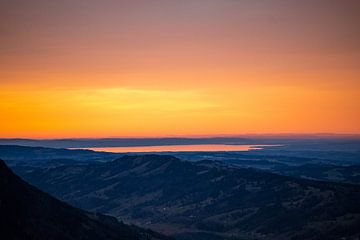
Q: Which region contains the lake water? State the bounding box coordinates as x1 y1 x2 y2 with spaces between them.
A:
79 144 278 153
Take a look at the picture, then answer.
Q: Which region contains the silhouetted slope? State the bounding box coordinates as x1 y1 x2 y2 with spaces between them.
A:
19 155 360 240
0 159 171 240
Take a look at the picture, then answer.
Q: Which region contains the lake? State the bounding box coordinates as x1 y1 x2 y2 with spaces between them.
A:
78 144 279 153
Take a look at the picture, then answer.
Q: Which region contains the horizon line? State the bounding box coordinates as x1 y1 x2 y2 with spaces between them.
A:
1 133 360 140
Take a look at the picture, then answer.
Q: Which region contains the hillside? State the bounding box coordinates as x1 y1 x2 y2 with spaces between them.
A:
0 159 172 240
17 155 360 240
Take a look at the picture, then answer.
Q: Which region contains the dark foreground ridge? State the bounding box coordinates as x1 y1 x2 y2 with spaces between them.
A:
0 159 172 240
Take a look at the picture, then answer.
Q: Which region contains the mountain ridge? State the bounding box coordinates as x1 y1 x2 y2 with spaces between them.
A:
17 155 360 240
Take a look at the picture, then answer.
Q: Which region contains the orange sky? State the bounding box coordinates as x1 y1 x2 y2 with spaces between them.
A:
1 0 359 138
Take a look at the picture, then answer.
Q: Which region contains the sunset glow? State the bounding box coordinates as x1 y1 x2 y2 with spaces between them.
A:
1 0 359 138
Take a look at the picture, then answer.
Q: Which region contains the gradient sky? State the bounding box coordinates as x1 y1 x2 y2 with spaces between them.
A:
1 0 359 138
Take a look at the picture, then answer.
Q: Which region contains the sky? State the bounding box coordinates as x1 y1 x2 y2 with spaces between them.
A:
0 0 359 138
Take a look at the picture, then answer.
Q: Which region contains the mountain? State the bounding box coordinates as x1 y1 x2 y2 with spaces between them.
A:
0 159 172 240
17 155 360 240
0 145 119 167
272 164 360 185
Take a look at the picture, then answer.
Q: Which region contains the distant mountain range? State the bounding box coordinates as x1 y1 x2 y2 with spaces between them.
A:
1 136 359 150
17 155 360 240
0 159 172 240
0 145 119 164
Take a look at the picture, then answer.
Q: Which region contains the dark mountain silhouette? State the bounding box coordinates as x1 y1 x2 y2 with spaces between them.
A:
0 159 172 240
18 155 360 240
